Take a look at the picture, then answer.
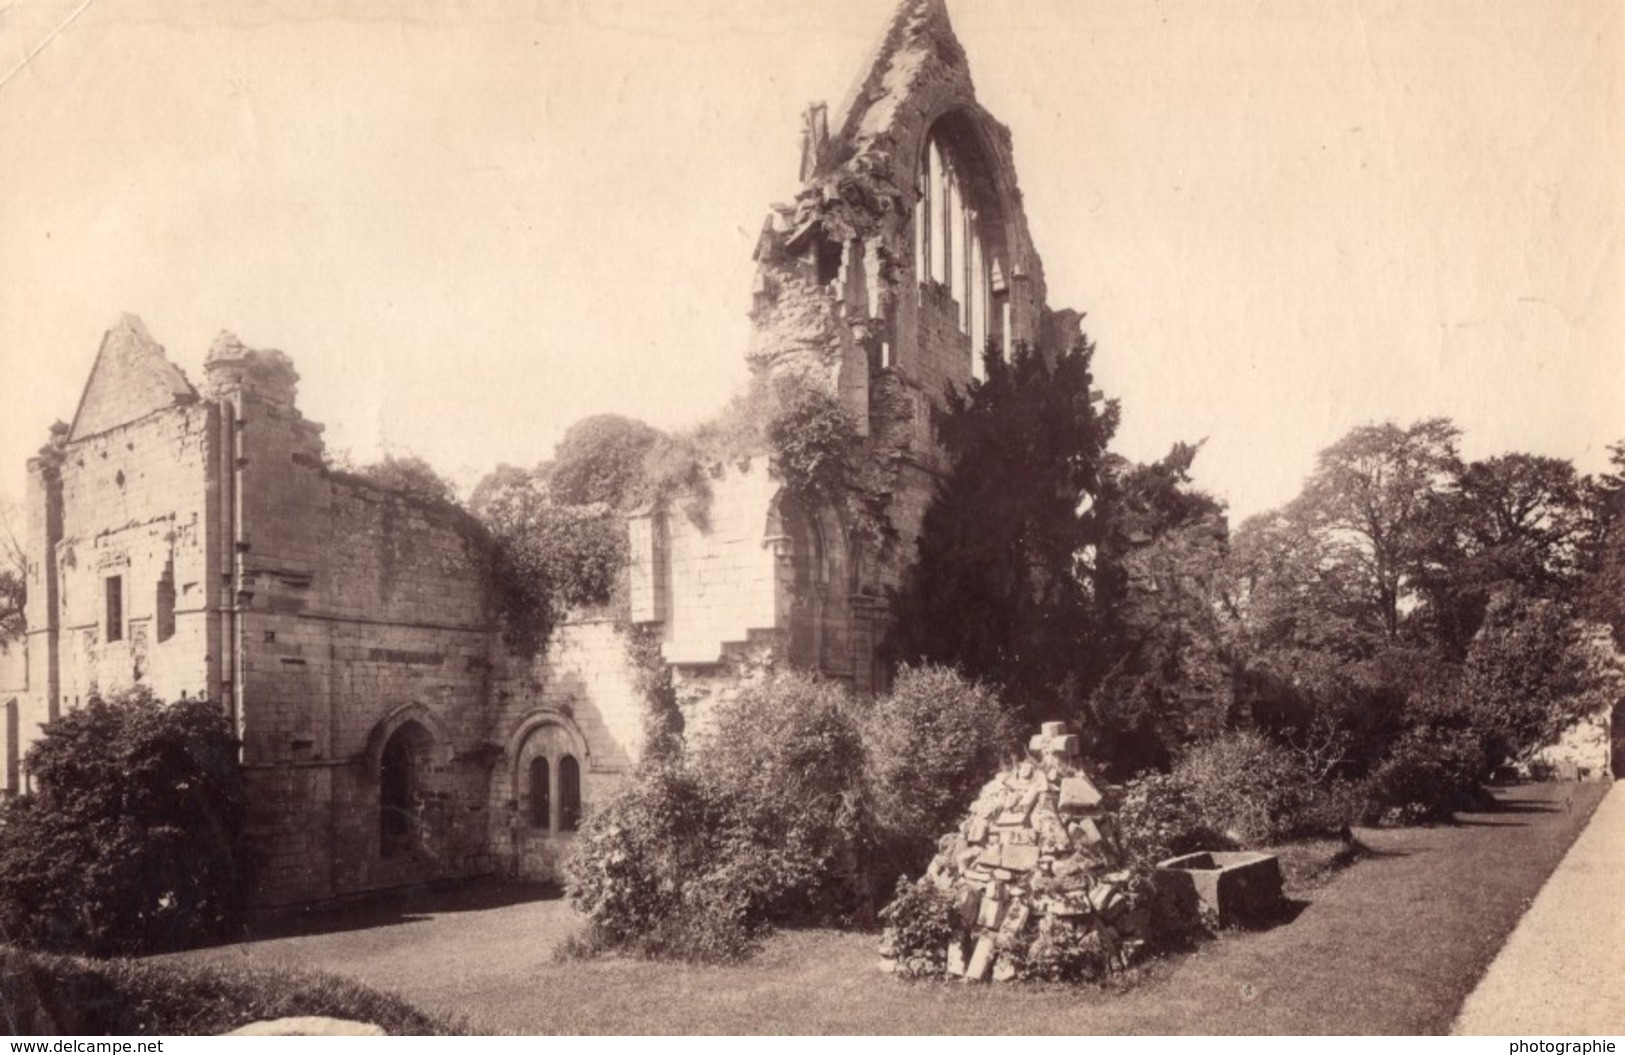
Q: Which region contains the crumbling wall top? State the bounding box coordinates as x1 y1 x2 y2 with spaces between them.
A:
67 314 199 443
202 330 300 407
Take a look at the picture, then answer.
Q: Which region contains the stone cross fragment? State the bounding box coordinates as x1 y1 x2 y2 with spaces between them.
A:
1029 720 1080 767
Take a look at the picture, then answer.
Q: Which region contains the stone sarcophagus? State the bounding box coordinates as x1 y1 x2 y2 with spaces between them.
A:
1155 850 1284 928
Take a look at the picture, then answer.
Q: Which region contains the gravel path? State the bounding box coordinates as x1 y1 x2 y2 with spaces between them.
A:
1453 783 1625 1035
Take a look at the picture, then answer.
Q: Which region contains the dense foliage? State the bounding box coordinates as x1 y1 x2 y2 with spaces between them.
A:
0 689 248 955
1224 420 1621 821
565 667 1016 960
0 945 464 1035
470 464 625 655
861 665 1017 867
886 339 1120 725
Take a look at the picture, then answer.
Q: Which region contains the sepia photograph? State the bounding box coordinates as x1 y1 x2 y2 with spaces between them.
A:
0 0 1620 1038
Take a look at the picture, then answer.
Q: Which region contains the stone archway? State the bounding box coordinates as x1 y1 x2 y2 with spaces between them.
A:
378 719 434 858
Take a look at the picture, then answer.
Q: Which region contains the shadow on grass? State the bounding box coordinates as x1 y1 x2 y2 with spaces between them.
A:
228 877 564 945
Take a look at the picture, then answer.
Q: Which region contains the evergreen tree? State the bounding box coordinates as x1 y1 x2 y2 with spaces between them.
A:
886 338 1119 725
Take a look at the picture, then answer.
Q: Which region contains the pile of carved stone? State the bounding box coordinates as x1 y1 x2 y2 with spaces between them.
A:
880 722 1150 982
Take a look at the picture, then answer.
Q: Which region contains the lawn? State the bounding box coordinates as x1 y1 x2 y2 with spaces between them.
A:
164 781 1606 1035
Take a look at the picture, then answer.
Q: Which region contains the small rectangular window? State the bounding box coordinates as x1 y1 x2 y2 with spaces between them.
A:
156 558 176 643
105 576 123 642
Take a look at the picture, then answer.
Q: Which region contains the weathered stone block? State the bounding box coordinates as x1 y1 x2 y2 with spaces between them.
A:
1057 775 1104 812
1155 850 1284 928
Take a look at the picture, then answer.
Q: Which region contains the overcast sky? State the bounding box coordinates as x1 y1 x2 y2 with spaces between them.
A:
1 0 1619 523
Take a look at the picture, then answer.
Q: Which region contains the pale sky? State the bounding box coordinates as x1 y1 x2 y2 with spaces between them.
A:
1 0 1619 522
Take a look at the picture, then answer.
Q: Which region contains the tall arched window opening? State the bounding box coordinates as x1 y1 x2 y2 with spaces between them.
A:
913 120 1005 375
528 756 551 829
559 755 582 832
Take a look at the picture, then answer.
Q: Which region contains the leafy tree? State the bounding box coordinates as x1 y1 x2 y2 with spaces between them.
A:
347 453 460 509
470 464 624 655
1087 443 1234 775
1413 453 1585 657
885 339 1120 724
548 414 663 509
1579 440 1625 647
1457 592 1609 768
1291 418 1462 643
0 689 248 955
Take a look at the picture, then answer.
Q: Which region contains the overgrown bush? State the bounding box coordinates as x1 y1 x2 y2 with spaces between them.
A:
566 671 875 960
0 689 248 955
862 665 1017 878
1116 730 1355 867
876 877 956 979
1175 730 1316 846
691 671 875 923
1361 724 1491 824
1115 772 1230 869
563 761 764 962
0 945 465 1035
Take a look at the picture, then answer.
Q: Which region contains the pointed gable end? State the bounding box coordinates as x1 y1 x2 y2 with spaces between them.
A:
68 315 198 442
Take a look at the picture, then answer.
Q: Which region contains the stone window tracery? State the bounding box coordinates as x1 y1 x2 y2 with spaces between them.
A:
515 721 584 834
914 121 1004 377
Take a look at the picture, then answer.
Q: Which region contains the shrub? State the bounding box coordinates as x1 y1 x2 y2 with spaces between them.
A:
0 689 248 955
691 670 875 923
0 945 465 1035
1361 725 1490 824
1115 771 1229 869
566 671 874 960
1010 916 1115 983
862 665 1017 878
877 877 956 979
1174 730 1315 846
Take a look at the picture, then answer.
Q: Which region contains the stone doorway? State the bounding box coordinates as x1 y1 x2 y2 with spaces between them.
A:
379 719 433 857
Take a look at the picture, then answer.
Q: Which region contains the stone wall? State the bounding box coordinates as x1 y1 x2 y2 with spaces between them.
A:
51 403 218 710
16 321 647 904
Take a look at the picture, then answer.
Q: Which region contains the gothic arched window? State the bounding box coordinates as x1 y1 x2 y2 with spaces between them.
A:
914 122 1001 375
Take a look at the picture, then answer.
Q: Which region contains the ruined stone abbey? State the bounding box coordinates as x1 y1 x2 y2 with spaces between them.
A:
0 0 1088 908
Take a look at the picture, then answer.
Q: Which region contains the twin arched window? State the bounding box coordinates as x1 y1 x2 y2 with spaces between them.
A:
525 750 580 831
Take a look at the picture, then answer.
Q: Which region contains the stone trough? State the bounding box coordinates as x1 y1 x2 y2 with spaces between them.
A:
1154 850 1284 928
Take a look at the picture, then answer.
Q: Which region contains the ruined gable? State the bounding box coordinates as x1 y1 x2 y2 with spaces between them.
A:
67 314 198 442
639 0 1086 709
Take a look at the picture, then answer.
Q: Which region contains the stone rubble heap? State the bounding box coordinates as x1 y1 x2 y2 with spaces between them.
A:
880 721 1150 982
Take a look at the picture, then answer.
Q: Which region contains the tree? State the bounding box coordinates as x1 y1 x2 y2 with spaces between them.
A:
1292 418 1462 642
885 339 1120 724
1457 592 1608 769
470 463 625 656
1412 453 1585 657
1087 443 1234 775
1223 421 1465 778
1579 440 1625 647
547 414 663 509
347 453 460 509
0 689 248 955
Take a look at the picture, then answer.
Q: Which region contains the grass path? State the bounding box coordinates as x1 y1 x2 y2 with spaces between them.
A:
164 782 1606 1034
